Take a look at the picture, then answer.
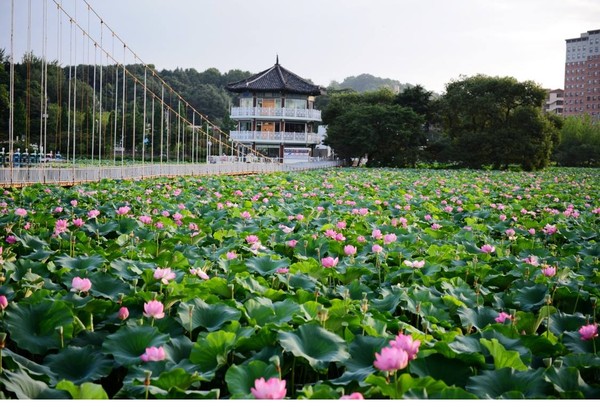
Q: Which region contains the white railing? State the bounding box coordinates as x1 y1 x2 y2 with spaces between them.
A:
0 160 341 187
229 131 322 145
230 107 322 121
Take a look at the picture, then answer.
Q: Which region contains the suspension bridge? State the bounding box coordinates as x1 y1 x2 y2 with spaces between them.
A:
0 0 339 187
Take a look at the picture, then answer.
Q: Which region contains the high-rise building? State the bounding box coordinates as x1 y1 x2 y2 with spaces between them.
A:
564 29 600 118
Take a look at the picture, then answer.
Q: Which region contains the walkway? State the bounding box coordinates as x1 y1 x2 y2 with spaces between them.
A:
0 160 341 188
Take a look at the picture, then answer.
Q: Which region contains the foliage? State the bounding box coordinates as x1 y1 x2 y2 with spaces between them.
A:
439 74 560 170
322 89 425 167
554 114 600 167
0 166 599 399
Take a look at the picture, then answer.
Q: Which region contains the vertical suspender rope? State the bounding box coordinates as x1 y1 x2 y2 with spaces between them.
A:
9 0 14 170
151 96 155 165
121 45 126 167
113 32 118 166
132 75 137 163
40 0 46 156
142 67 147 167
66 17 72 163
177 100 181 163
160 85 164 165
91 38 96 163
72 1 77 166
98 20 103 166
192 112 196 164
43 0 49 160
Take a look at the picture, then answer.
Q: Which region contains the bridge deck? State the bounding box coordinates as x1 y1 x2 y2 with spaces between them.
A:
0 161 340 188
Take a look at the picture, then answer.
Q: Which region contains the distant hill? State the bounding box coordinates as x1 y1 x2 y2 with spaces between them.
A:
328 73 413 93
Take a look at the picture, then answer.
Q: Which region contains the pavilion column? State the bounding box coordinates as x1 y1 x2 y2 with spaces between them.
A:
279 143 284 163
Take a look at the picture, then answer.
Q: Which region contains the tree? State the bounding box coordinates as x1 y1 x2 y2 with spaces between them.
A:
439 75 559 170
554 114 600 167
322 89 425 167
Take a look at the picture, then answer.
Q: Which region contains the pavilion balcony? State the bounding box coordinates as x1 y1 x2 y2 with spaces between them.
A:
230 131 323 145
230 107 322 122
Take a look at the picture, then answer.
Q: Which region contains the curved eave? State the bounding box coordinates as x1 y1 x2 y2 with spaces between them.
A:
226 85 323 96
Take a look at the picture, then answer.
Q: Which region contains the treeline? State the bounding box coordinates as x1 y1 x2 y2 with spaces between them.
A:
323 75 600 170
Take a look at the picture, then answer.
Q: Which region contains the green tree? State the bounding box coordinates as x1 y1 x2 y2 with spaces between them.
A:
554 114 600 167
322 89 425 167
439 75 558 170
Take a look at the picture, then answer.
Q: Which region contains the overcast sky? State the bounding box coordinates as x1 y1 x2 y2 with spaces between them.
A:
1 0 599 93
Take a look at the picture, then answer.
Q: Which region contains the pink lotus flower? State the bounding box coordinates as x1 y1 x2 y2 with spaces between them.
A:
70 200 78 207
139 215 152 224
389 333 420 360
251 377 286 400
579 323 598 341
0 295 8 310
154 267 176 284
372 229 383 240
357 235 366 243
383 233 397 245
71 276 92 293
287 239 298 248
374 346 409 373
542 224 557 235
55 219 69 234
336 221 347 229
541 265 557 277
431 223 442 230
116 206 131 215
372 244 383 254
54 206 64 213
226 251 238 260
276 268 289 274
246 235 259 244
118 306 129 320
5 235 16 244
72 218 85 228
140 346 166 362
340 392 364 400
344 245 357 256
87 209 100 219
495 311 513 323
143 300 165 319
321 257 339 268
15 208 27 217
190 267 209 279
241 211 252 219
528 228 536 235
523 256 540 266
403 259 425 269
505 229 516 238
480 244 495 254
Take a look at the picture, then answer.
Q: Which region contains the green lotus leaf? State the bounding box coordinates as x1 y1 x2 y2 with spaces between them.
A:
176 298 241 332
512 283 549 312
55 380 109 399
102 325 170 366
55 253 106 271
562 331 597 354
85 271 133 300
244 297 300 326
466 367 550 398
330 335 388 385
4 258 51 282
189 330 237 373
152 367 206 392
410 353 473 388
561 353 600 368
2 368 70 399
278 324 350 371
44 345 113 385
480 338 528 370
457 306 500 331
110 258 153 281
366 373 449 399
84 221 119 236
245 255 291 276
5 300 75 355
224 360 279 398
544 365 599 399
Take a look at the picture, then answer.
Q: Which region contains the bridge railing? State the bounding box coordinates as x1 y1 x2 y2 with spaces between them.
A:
0 160 341 187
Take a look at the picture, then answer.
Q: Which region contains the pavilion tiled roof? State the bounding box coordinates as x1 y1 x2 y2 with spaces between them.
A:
226 58 323 96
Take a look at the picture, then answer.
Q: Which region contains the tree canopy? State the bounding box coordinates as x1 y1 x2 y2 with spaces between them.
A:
439 75 560 170
322 89 425 167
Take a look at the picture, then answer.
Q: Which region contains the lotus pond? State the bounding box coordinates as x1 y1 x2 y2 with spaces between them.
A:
0 167 599 399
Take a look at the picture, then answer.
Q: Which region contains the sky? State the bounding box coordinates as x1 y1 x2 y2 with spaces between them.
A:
1 0 599 94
